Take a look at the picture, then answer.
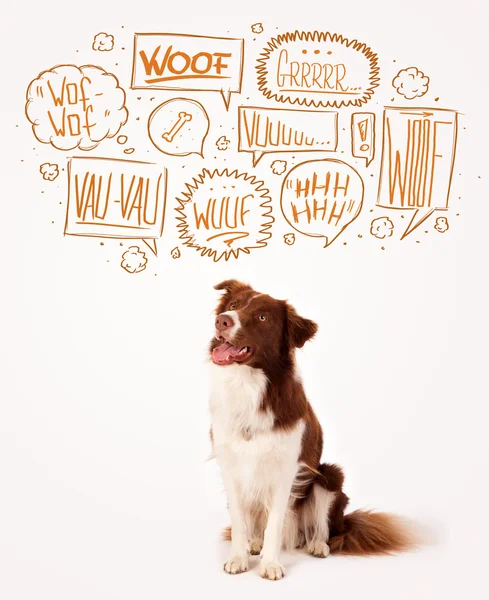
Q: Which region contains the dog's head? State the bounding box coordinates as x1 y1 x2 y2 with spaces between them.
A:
210 279 318 373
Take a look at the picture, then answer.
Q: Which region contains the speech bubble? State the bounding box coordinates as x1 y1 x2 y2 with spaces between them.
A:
281 159 363 247
257 31 379 109
238 106 337 166
351 112 375 166
131 33 244 109
25 64 128 151
148 98 209 157
175 169 274 262
377 107 458 239
64 156 167 256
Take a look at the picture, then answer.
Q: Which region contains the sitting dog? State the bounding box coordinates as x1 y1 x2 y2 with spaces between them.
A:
209 280 415 580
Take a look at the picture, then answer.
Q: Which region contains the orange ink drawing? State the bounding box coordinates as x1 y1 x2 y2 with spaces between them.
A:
131 33 244 109
434 216 449 233
351 113 375 166
117 135 128 144
393 67 429 100
251 23 264 34
64 156 167 256
171 247 181 259
40 163 59 181
175 169 274 262
148 98 209 157
377 107 458 239
284 233 295 245
271 160 287 175
370 216 394 239
238 106 337 166
281 158 364 247
216 136 230 151
93 33 114 52
121 246 148 274
256 31 379 108
26 64 128 151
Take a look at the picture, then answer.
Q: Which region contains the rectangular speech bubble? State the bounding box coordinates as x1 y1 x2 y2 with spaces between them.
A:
351 112 375 166
64 157 167 246
238 106 337 166
131 33 244 109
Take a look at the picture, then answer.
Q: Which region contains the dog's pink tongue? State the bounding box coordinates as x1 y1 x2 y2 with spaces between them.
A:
212 342 241 364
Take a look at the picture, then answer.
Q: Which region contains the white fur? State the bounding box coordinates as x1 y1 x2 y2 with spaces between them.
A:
209 362 306 578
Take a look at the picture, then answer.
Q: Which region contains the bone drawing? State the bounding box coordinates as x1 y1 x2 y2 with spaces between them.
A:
162 112 193 142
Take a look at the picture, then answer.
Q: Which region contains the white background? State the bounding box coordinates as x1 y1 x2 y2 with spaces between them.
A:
1 1 488 598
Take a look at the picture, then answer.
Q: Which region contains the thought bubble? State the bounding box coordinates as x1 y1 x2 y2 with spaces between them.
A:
92 32 114 52
121 246 147 274
132 33 244 109
393 67 430 100
216 136 230 151
40 162 59 181
434 216 449 233
370 216 394 239
176 169 274 262
148 98 209 158
251 23 264 34
238 106 337 166
377 107 458 239
271 160 288 175
284 233 295 245
281 159 364 247
25 65 128 151
257 31 379 108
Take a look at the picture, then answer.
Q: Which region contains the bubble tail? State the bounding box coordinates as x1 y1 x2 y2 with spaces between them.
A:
365 155 374 167
323 237 331 248
220 89 232 110
401 209 436 240
142 239 158 256
252 151 264 167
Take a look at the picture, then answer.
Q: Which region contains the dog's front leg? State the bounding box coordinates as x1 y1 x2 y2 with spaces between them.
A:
259 464 297 580
221 468 249 575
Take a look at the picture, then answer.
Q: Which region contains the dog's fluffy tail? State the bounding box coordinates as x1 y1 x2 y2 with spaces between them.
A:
329 509 417 556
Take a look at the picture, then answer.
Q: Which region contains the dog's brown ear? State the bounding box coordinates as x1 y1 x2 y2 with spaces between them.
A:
214 280 251 294
286 304 318 349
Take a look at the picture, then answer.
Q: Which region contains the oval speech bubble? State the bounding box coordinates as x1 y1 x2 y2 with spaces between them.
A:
148 98 209 157
281 159 364 247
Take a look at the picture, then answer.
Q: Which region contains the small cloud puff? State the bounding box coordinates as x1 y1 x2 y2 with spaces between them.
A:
271 160 287 175
284 233 295 246
251 23 264 34
40 163 59 181
171 247 181 259
434 216 449 233
93 32 114 52
216 136 230 151
370 217 394 239
121 246 147 274
392 67 430 100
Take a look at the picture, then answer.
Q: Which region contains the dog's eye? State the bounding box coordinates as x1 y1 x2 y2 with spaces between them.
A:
258 315 267 321
230 304 236 310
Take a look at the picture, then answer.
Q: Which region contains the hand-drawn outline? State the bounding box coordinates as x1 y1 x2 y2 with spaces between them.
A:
434 216 449 233
393 67 430 100
351 113 375 166
377 106 458 239
284 233 295 245
251 23 264 34
121 246 147 273
93 33 114 52
64 156 167 257
216 136 230 151
148 98 209 158
238 106 338 166
171 247 181 259
281 158 364 247
131 33 244 109
40 163 59 181
256 31 380 108
117 135 128 144
370 216 394 239
271 160 287 175
26 64 128 151
175 169 274 262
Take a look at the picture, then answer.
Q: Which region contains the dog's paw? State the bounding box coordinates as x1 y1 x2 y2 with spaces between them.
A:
260 560 285 580
306 540 330 558
249 538 263 555
223 555 249 575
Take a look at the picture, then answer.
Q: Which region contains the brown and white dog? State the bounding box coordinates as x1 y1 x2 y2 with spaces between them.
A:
209 280 416 580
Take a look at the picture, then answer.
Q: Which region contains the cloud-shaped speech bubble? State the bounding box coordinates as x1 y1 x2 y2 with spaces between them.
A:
370 216 394 239
251 23 264 34
121 246 148 274
284 233 295 246
257 31 379 108
148 98 209 158
176 169 274 262
92 32 114 52
26 64 128 151
392 67 430 100
271 160 288 176
40 162 59 181
281 159 364 247
216 136 230 151
434 216 449 233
